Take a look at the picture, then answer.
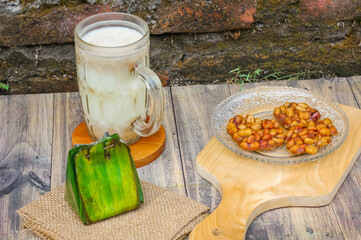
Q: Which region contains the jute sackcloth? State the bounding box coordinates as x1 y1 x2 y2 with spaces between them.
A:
17 180 209 240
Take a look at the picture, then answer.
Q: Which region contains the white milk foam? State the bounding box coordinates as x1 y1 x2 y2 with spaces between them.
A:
82 26 143 47
77 25 148 143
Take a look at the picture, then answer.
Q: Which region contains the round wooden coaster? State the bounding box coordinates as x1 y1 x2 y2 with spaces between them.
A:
72 122 166 168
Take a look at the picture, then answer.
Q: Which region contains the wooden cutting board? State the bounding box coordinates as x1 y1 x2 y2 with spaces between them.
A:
190 104 361 240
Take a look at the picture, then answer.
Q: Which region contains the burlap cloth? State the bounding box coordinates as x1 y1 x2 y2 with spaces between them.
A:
17 180 209 240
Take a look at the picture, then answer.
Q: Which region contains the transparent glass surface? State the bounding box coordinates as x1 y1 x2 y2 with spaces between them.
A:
75 13 164 144
211 86 349 164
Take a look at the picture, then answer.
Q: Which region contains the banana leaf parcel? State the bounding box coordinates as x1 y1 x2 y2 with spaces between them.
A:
65 133 143 225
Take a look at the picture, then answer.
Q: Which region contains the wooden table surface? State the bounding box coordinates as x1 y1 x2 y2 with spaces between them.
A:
1 77 361 240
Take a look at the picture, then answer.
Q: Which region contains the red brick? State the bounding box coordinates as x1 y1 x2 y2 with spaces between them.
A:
152 0 257 34
0 4 115 47
0 1 257 46
300 0 361 22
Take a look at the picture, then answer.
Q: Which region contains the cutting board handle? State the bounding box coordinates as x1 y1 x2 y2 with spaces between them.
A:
190 189 267 240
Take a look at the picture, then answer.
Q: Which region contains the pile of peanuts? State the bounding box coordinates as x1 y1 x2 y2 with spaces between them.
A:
227 102 338 155
227 115 286 151
273 102 321 129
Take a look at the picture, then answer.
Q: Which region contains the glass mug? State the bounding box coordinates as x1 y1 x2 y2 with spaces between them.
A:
74 13 164 145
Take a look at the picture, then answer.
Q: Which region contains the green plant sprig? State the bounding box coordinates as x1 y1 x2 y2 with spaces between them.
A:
229 68 316 91
0 83 9 91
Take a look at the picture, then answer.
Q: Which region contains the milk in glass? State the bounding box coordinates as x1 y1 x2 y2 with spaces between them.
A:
76 23 148 143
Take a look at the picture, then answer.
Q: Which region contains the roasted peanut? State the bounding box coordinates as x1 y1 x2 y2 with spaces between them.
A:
276 133 286 139
254 132 262 141
298 103 309 108
318 127 331 136
304 137 314 144
268 139 276 147
260 140 268 148
280 105 286 113
262 133 272 140
330 126 338 136
323 118 332 125
295 105 306 112
286 129 294 140
316 124 326 130
262 120 274 129
286 107 294 117
234 115 242 124
274 107 281 115
246 135 255 144
310 111 321 121
240 142 248 150
237 123 247 130
237 128 253 137
227 122 236 130
232 133 243 143
290 120 299 127
250 122 261 131
246 115 255 124
285 117 292 126
307 121 316 128
290 144 300 153
249 141 261 150
316 137 330 148
286 138 295 148
295 138 303 145
305 145 318 154
273 137 285 145
298 129 308 136
270 129 277 136
299 111 311 120
255 118 262 124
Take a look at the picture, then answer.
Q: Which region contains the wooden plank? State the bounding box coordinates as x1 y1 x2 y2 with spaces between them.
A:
288 78 361 240
191 103 360 239
50 89 187 195
170 85 231 211
347 76 361 108
136 88 187 195
294 78 361 239
0 94 54 240
51 92 83 188
347 76 361 168
229 81 288 240
260 80 345 240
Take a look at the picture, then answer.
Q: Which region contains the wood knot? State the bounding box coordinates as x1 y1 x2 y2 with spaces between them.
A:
212 228 222 236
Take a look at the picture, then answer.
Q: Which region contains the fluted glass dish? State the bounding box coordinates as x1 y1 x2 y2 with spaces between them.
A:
211 86 349 164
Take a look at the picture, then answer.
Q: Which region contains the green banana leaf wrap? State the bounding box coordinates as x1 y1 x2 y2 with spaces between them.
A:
65 133 144 225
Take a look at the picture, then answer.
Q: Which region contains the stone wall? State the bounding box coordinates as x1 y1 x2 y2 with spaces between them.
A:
0 0 360 94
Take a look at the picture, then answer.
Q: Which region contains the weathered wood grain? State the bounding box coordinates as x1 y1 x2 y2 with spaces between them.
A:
212 80 359 239
0 94 54 240
228 81 288 240
251 79 348 240
50 89 186 194
170 85 230 210
190 104 361 240
290 78 361 240
1 78 361 240
51 92 83 188
136 88 187 195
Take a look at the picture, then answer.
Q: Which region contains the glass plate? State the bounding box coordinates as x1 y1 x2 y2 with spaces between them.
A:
211 86 349 164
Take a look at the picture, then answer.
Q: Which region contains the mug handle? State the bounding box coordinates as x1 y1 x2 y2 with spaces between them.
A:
132 62 164 137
